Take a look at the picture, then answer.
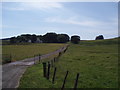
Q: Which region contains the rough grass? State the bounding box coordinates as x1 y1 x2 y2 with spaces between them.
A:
2 43 65 62
19 38 118 88
19 64 53 88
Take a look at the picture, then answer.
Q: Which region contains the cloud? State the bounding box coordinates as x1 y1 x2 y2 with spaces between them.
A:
45 16 118 28
4 2 63 11
45 17 96 27
22 2 63 9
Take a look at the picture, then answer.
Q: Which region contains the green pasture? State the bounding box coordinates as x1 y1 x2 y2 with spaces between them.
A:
18 38 118 88
2 43 65 63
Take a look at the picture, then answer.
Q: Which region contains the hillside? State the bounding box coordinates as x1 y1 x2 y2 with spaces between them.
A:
19 38 118 88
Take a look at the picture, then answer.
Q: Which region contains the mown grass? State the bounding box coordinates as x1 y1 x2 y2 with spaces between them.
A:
2 43 65 63
19 38 118 88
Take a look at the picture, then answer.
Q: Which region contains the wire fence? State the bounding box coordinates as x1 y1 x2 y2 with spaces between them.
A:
40 46 80 89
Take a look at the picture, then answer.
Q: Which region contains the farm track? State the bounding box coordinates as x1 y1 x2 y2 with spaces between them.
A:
2 46 67 88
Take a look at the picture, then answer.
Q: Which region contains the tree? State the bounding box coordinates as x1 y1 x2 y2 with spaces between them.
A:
37 35 43 41
42 32 58 43
57 34 69 43
21 34 32 42
71 35 80 44
95 35 104 40
31 34 37 43
16 36 26 43
10 37 16 43
9 33 70 44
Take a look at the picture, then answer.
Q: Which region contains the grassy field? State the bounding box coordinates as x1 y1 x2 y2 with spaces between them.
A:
19 38 118 88
2 43 65 63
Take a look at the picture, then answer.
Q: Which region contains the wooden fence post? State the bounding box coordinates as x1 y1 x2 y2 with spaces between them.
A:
64 48 67 53
74 73 80 90
42 62 47 78
52 67 57 84
47 62 51 80
59 52 61 57
61 71 69 90
54 58 56 62
34 55 35 65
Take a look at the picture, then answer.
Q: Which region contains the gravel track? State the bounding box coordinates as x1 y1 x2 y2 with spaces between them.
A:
2 46 67 88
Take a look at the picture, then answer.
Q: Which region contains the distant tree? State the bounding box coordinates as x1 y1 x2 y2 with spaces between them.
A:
16 36 26 43
95 35 104 40
71 35 80 44
62 34 70 42
43 32 58 43
21 34 32 42
37 35 43 41
10 37 16 43
57 34 69 43
10 34 37 43
31 34 37 43
9 33 70 44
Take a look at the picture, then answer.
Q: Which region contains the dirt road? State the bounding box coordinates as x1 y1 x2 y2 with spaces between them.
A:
2 46 67 88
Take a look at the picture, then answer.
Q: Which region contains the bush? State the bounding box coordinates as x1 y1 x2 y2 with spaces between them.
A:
57 34 69 43
71 35 80 44
95 35 104 40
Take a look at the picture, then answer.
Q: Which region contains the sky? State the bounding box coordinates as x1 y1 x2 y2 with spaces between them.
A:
1 2 118 40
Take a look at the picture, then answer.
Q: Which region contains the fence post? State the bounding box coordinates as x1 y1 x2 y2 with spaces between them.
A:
54 57 56 62
34 55 35 65
61 71 69 90
59 52 61 57
47 62 51 80
64 48 67 53
42 62 47 78
52 67 57 84
74 73 80 90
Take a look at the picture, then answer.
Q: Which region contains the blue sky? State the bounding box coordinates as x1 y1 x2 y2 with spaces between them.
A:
1 2 118 40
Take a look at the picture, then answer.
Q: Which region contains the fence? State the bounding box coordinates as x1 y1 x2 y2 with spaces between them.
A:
42 59 80 89
40 46 80 89
33 46 68 65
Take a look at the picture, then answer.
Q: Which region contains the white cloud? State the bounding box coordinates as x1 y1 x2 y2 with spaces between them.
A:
45 17 95 27
22 2 63 9
4 2 63 11
45 17 118 28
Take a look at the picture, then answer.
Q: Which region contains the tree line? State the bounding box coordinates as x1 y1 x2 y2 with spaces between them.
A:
10 32 80 44
10 32 104 44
